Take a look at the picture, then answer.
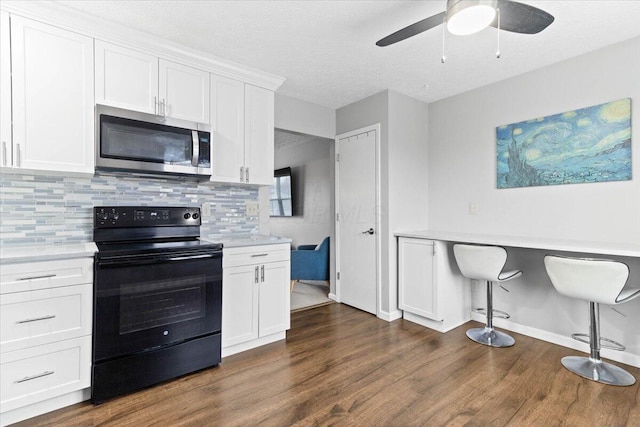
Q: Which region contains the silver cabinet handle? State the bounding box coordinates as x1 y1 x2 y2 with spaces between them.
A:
255 265 259 284
161 98 167 116
15 143 21 167
16 314 56 324
15 370 54 383
245 167 250 183
191 130 199 167
260 265 265 282
17 274 56 281
240 166 245 182
2 141 6 166
250 253 268 258
154 96 158 115
362 228 375 235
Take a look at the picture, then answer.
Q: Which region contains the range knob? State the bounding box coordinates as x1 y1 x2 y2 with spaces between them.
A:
192 212 200 220
183 213 191 220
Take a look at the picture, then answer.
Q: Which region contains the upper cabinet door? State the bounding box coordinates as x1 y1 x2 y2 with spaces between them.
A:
210 74 245 184
0 11 12 168
244 84 274 185
159 59 210 123
11 16 94 174
95 40 158 114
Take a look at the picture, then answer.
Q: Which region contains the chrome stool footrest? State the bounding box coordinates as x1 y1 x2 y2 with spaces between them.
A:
571 333 626 351
474 308 510 319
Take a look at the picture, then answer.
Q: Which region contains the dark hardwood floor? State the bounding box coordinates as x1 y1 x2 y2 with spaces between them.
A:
14 303 640 426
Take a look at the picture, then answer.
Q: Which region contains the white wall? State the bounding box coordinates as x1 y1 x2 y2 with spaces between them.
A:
337 90 429 318
274 93 336 139
270 133 333 248
428 37 640 243
260 94 336 235
427 37 640 361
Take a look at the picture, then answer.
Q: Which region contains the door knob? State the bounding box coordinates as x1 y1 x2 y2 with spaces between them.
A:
362 228 374 235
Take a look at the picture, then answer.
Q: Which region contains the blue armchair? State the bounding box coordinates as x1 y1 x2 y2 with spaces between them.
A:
290 237 330 292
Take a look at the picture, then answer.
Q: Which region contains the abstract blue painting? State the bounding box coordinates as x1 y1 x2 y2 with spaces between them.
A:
497 98 631 189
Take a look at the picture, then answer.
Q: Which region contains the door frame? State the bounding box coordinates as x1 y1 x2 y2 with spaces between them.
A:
334 123 381 317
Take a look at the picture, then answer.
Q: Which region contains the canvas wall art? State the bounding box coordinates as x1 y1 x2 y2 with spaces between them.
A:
496 98 631 189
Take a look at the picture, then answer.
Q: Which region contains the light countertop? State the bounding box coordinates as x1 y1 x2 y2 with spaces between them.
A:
0 242 98 264
0 235 291 263
394 230 640 258
201 234 292 248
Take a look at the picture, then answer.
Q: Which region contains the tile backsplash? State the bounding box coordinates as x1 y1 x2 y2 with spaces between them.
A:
0 171 259 247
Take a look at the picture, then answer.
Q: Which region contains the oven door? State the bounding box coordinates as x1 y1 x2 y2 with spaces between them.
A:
93 249 222 363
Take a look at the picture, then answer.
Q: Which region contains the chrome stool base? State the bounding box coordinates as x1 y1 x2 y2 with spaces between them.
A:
561 356 636 386
466 327 515 348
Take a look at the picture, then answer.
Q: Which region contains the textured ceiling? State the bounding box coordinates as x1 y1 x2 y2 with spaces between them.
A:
50 1 640 109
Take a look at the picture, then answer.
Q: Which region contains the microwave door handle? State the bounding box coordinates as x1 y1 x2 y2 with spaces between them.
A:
191 131 199 167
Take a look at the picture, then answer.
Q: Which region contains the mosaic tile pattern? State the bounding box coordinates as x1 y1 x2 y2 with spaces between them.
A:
0 171 259 247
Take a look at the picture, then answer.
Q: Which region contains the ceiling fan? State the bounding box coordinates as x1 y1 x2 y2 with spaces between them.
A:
376 0 554 47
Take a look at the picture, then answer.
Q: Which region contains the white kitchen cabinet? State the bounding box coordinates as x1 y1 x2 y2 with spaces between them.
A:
244 84 275 186
95 40 158 114
159 59 210 123
221 264 259 347
398 237 439 321
1 11 12 168
210 76 274 185
221 243 290 356
210 74 245 183
0 256 93 424
95 40 210 123
8 15 94 174
397 237 471 333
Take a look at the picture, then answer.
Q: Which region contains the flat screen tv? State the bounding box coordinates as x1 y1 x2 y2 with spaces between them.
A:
270 167 295 217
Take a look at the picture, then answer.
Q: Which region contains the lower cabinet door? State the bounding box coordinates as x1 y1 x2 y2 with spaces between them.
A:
221 264 259 348
259 260 290 337
398 237 441 321
0 335 91 413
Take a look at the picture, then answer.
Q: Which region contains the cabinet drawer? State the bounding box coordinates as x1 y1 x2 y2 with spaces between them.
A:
0 257 93 294
0 336 91 413
223 243 290 268
1 284 92 353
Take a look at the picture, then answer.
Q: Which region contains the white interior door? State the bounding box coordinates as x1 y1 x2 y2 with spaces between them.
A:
336 126 378 315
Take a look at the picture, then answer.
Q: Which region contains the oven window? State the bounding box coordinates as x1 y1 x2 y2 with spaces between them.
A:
119 276 206 334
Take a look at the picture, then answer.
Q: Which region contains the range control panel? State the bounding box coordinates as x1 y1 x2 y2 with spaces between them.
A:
94 206 201 228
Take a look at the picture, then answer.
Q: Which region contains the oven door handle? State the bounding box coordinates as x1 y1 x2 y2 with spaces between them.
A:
97 252 221 268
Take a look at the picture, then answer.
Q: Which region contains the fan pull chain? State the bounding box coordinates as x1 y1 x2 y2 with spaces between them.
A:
441 16 447 63
496 7 501 59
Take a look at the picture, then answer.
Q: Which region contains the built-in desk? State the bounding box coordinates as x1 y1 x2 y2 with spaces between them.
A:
394 230 640 369
395 230 640 258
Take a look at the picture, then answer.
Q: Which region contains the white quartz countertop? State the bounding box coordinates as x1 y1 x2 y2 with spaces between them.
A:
201 234 292 248
0 242 98 264
0 235 291 263
394 230 640 258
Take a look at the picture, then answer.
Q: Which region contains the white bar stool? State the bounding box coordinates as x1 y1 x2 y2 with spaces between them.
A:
544 255 640 386
453 244 522 347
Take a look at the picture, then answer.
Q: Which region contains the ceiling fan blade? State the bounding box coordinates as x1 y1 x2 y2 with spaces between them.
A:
492 0 554 34
376 11 447 47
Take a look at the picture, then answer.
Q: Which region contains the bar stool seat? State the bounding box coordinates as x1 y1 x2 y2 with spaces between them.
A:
453 244 522 348
544 255 640 386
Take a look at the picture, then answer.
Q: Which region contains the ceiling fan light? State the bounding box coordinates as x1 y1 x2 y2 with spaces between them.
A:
447 0 497 36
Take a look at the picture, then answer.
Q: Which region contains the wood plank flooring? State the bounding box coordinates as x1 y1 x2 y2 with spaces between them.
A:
13 303 640 426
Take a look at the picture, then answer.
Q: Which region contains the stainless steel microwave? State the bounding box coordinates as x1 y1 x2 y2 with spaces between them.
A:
96 105 212 178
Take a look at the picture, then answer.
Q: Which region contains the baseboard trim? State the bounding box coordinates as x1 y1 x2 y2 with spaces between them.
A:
378 309 402 322
470 312 640 368
328 293 339 302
